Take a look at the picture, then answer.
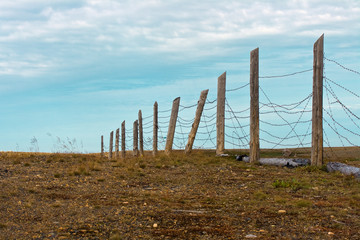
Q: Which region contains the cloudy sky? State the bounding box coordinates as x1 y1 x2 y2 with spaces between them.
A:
0 0 359 153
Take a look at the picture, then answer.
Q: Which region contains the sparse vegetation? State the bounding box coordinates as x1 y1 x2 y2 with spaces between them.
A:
0 148 359 239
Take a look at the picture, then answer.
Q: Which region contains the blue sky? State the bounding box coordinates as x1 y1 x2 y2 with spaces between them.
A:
0 0 359 153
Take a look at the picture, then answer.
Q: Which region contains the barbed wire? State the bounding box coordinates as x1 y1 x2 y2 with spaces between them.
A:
259 86 312 149
259 93 313 111
324 81 360 122
179 103 198 112
225 98 249 146
226 83 250 92
324 78 346 147
259 68 312 79
323 118 358 147
204 104 217 111
158 108 172 113
260 138 311 148
206 98 217 104
260 119 311 127
324 76 360 99
324 56 360 76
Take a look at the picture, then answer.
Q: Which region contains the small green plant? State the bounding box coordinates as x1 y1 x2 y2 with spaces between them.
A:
272 178 309 191
296 199 312 208
254 191 268 200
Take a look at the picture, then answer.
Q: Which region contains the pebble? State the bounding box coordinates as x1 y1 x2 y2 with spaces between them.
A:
153 223 158 228
245 234 257 238
278 210 286 214
328 232 334 235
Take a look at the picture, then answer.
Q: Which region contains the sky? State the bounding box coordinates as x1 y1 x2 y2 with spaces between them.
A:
0 0 359 153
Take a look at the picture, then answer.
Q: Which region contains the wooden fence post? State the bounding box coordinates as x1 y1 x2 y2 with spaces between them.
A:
165 97 180 155
250 48 260 163
133 120 139 156
109 131 114 160
115 128 120 159
121 121 126 159
311 34 324 167
185 89 209 154
101 135 104 158
138 110 144 156
153 101 158 157
216 72 226 155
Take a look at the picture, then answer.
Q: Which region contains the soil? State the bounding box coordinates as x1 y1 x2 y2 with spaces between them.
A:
0 148 359 239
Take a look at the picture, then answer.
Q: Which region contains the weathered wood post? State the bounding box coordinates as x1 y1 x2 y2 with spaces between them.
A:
311 34 324 167
115 128 120 159
250 48 260 163
109 131 114 160
133 120 139 156
185 89 209 154
121 121 126 159
153 101 158 157
216 72 226 155
138 110 144 156
101 135 104 158
165 97 180 155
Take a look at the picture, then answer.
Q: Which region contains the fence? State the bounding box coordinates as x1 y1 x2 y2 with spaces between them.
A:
101 34 360 166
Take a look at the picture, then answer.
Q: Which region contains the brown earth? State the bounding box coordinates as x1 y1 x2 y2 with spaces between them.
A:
0 148 359 239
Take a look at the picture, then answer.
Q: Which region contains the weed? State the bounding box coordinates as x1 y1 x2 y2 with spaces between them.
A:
13 159 21 164
24 162 31 167
272 179 309 191
295 200 312 208
109 231 122 240
254 191 268 201
54 173 61 178
0 223 7 229
97 178 105 182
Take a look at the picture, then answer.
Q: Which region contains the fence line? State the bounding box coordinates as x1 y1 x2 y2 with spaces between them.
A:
102 34 359 167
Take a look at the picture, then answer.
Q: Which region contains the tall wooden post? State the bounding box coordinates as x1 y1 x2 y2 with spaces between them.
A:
101 135 104 158
250 48 260 163
311 34 324 167
138 110 144 156
216 72 226 155
109 131 114 160
121 121 126 159
185 89 209 154
133 120 139 157
165 97 180 155
115 128 120 159
153 101 158 157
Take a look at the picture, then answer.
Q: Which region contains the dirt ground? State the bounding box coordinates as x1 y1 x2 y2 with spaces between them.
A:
0 148 359 239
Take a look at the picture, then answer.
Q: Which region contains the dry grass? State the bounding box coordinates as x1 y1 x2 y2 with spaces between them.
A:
0 148 359 239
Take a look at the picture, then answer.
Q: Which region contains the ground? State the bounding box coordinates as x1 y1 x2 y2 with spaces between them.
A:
0 148 359 239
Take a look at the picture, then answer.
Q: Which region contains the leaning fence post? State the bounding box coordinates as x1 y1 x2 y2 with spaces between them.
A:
153 101 158 157
109 131 114 160
133 120 139 156
115 128 120 159
185 89 209 154
311 34 324 167
101 135 104 158
121 121 126 159
138 110 144 156
165 97 180 155
250 48 260 163
216 72 226 155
